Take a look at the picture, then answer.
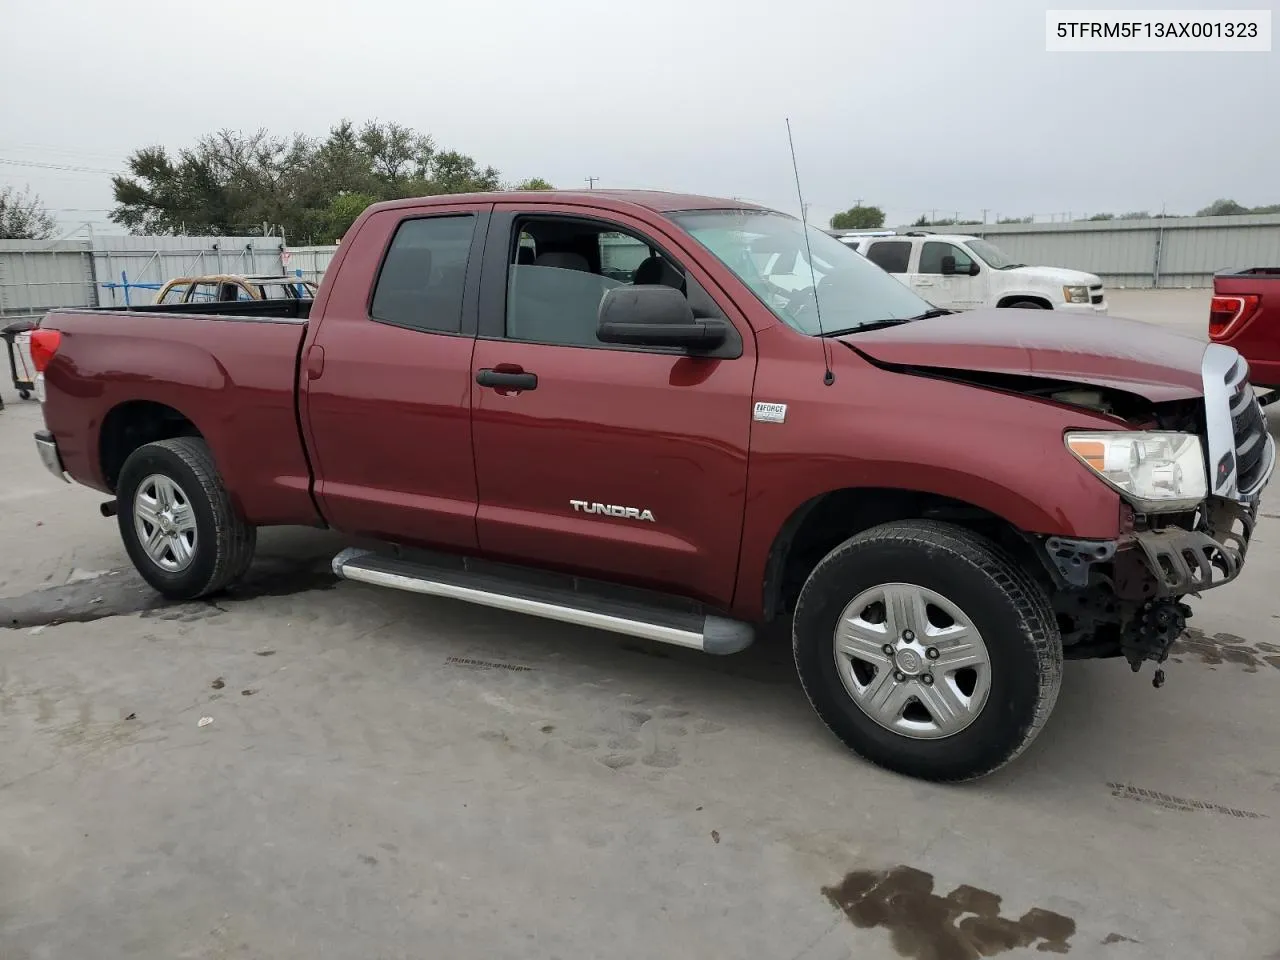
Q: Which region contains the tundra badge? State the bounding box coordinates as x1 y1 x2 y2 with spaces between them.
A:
753 401 787 424
570 500 655 522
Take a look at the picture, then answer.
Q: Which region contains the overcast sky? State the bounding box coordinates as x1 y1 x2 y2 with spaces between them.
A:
2 0 1276 235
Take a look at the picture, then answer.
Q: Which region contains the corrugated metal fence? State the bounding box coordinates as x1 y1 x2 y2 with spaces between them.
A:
6 213 1280 319
836 213 1280 289
0 235 288 320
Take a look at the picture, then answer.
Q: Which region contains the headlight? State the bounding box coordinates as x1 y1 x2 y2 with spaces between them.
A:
1065 431 1207 512
1062 285 1090 304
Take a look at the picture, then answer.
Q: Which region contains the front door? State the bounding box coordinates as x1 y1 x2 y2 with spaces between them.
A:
912 240 984 310
468 205 756 606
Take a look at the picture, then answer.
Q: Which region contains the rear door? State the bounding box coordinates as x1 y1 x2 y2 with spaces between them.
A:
302 204 491 550
862 239 914 288
467 203 756 606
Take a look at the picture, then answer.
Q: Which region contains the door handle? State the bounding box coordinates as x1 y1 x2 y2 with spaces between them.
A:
476 368 538 391
305 344 325 380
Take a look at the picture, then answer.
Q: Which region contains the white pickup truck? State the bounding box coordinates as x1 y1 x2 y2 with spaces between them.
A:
838 232 1108 315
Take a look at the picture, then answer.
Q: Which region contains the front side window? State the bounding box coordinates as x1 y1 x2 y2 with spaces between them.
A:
370 214 477 334
159 282 189 304
919 241 976 275
505 217 690 348
671 210 932 336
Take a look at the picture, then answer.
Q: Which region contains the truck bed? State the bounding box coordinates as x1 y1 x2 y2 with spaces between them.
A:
37 304 321 527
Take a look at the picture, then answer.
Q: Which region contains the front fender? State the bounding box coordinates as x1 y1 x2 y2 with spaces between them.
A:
730 336 1122 620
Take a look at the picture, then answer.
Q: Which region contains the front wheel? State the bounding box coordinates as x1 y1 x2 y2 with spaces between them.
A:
117 437 256 600
792 520 1062 782
1002 299 1049 310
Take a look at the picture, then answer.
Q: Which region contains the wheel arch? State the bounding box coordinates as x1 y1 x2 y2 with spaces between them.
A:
758 486 1054 623
99 400 205 493
996 294 1053 309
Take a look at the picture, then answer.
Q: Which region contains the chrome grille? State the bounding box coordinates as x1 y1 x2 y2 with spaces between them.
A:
1230 371 1268 492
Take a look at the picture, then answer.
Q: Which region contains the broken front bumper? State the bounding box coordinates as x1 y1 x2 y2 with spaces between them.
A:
1045 497 1259 599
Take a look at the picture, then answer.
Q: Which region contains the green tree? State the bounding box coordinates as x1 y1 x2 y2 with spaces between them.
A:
1196 198 1250 217
0 184 57 239
1087 212 1115 221
514 177 554 191
830 204 885 230
324 192 380 242
110 119 531 242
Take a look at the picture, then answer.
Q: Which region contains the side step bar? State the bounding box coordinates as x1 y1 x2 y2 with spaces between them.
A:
331 548 754 655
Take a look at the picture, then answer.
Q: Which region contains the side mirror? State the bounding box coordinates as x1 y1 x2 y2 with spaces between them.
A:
968 261 980 276
597 286 728 351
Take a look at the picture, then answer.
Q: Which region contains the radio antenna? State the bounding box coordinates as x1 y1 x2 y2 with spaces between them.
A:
786 118 834 386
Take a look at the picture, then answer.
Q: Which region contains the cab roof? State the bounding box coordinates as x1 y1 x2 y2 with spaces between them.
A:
366 189 777 217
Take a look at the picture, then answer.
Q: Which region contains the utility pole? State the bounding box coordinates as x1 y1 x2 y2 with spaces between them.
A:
585 176 599 190
981 208 988 224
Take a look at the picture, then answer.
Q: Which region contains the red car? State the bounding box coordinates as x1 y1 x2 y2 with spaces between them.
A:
1210 267 1280 388
27 190 1274 782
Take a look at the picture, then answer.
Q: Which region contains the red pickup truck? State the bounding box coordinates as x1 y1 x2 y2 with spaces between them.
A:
28 190 1274 782
1210 267 1280 387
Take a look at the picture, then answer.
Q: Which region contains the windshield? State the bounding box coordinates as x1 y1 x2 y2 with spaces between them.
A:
670 210 935 335
966 237 1023 270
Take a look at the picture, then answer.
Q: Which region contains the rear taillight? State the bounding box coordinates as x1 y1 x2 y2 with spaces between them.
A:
1208 294 1260 340
29 329 62 372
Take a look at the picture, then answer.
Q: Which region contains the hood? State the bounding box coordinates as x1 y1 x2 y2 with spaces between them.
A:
1005 265 1101 286
841 308 1208 403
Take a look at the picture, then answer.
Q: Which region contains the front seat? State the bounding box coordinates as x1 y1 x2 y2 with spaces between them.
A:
533 251 590 272
633 256 685 291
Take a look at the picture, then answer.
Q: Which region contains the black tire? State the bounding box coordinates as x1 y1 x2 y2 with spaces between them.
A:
116 437 256 600
18 389 31 400
792 520 1062 782
1003 299 1049 310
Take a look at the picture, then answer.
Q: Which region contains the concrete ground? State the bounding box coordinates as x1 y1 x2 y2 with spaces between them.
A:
2 290 1279 960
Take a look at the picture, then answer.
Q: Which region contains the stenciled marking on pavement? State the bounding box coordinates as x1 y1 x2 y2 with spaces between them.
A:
1171 628 1280 673
1107 782 1268 819
445 656 534 673
822 865 1077 958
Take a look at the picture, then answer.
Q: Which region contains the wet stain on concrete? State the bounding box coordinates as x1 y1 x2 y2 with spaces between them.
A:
0 555 338 631
1102 932 1140 945
822 866 1076 959
1172 628 1280 673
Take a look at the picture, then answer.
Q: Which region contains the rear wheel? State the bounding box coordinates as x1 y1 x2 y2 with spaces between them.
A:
117 437 256 600
792 520 1062 782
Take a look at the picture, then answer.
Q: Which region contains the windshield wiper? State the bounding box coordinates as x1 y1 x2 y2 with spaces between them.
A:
821 307 953 337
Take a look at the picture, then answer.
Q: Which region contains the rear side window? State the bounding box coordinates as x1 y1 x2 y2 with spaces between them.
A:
864 241 912 274
188 282 218 302
370 215 477 334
